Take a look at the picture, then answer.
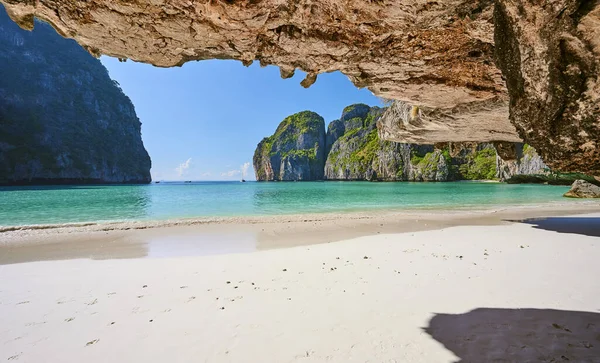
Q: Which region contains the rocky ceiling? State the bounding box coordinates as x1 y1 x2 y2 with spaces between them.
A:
1 0 598 174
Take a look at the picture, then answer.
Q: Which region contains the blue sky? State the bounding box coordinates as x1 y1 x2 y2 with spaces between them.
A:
100 57 382 181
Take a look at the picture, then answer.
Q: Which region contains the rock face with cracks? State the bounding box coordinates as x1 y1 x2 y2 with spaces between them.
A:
0 0 598 174
494 0 600 175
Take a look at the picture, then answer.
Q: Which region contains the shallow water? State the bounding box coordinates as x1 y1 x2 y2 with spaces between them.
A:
0 181 576 226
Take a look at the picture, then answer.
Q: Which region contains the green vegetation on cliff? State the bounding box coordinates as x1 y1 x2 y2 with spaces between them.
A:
324 107 408 180
415 152 441 175
256 103 588 184
253 111 325 181
459 147 497 180
348 129 378 166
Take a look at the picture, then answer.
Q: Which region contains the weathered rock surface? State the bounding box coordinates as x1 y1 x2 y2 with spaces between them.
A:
0 0 597 174
0 8 151 185
377 99 521 144
494 0 600 175
253 111 325 181
563 180 600 198
0 0 504 109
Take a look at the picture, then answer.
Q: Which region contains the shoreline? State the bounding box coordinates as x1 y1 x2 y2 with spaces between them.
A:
2 199 598 234
1 202 599 265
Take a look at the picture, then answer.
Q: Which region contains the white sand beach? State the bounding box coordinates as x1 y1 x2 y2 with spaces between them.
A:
1 209 599 362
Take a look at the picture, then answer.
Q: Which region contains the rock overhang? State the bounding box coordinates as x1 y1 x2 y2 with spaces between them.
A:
1 0 598 174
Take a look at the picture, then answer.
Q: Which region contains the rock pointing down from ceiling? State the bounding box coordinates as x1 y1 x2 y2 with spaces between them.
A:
1 0 598 174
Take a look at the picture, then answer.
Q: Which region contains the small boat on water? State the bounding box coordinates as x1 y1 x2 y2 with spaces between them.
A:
241 179 246 183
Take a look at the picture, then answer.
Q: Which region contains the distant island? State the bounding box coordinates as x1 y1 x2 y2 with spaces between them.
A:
0 8 151 185
254 103 594 184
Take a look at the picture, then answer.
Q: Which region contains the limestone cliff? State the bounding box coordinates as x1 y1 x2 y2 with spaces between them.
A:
0 8 151 185
325 105 547 182
253 111 326 181
259 104 548 182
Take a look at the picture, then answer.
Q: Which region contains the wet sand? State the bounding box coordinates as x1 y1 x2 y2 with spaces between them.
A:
1 203 599 265
0 209 599 362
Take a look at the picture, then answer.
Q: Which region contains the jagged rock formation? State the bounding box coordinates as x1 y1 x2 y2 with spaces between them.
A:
564 180 600 198
325 105 547 181
259 104 548 182
0 8 151 185
0 0 597 174
253 111 325 181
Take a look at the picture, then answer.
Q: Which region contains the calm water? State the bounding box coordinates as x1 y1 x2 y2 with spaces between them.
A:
0 181 576 226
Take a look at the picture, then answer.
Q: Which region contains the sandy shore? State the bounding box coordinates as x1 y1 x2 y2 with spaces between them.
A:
1 206 599 362
1 202 599 265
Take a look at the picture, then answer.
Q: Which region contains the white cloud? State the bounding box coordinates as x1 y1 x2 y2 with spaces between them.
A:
221 170 241 178
241 162 251 178
175 158 193 177
201 172 212 177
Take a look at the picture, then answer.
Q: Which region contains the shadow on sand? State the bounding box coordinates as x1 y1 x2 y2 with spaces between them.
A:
424 308 600 362
508 217 600 238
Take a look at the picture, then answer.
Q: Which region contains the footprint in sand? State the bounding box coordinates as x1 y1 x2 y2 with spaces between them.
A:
7 353 21 360
16 301 29 305
86 299 98 306
25 321 46 327
85 339 99 346
64 317 75 322
187 297 196 302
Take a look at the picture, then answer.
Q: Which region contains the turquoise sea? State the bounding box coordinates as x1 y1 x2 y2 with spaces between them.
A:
0 181 581 227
